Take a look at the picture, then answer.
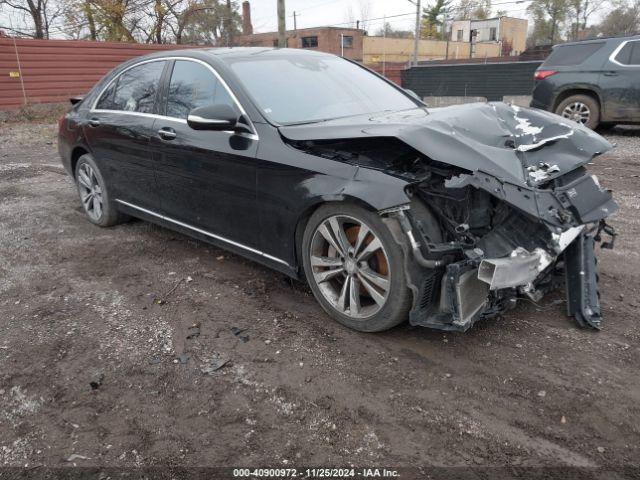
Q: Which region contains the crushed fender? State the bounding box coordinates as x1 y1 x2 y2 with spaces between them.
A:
280 102 618 331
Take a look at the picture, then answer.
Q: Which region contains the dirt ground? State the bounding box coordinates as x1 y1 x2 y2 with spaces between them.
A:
0 120 639 477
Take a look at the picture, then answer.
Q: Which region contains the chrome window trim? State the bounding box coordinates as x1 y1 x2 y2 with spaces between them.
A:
609 39 640 67
90 56 259 139
115 199 288 267
90 109 188 123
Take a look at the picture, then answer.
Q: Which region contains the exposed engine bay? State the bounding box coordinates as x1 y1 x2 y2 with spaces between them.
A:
282 103 618 332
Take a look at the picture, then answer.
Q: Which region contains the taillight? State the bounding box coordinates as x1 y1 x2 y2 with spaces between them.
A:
58 114 66 133
534 70 557 81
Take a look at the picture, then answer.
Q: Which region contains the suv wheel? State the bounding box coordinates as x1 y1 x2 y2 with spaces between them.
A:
75 154 125 227
555 94 600 129
302 203 412 332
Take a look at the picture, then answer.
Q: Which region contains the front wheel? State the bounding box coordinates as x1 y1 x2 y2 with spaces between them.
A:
301 203 411 332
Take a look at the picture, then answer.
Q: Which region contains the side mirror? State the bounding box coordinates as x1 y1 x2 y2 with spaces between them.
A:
187 104 239 131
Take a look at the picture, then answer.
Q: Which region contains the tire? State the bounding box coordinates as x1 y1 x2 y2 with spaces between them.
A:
74 153 125 227
301 203 411 332
555 94 600 130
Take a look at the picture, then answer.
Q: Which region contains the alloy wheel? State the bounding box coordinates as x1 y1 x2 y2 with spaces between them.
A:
561 102 590 125
309 215 391 319
77 163 104 221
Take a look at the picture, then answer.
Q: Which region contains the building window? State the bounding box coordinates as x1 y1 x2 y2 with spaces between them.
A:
341 35 353 48
456 29 464 41
489 27 497 41
302 36 318 48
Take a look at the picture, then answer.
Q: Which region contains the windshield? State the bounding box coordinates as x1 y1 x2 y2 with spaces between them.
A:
228 55 420 125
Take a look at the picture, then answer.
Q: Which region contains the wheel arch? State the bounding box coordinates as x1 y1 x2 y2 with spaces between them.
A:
70 145 91 178
552 88 602 113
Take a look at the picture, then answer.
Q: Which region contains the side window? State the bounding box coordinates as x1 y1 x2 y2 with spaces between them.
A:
631 42 640 65
96 82 117 110
166 60 236 119
616 41 640 65
615 42 633 65
97 61 164 113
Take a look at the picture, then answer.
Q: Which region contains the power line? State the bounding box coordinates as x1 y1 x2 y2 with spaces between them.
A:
2 0 536 41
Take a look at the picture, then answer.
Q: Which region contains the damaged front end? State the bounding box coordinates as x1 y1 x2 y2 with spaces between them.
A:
387 172 616 332
281 102 618 331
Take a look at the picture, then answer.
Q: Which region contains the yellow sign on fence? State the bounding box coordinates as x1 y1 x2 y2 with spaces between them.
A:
9 71 20 78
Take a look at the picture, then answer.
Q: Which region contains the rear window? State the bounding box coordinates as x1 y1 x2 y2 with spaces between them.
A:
614 40 640 65
543 42 604 66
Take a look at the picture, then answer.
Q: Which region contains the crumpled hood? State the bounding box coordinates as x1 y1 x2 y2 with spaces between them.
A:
279 102 613 186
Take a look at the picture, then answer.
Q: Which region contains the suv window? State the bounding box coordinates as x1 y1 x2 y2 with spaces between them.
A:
96 61 165 113
543 42 604 67
166 60 235 119
614 40 640 65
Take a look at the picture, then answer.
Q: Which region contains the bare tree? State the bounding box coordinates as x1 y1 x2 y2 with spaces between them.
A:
344 4 355 27
62 0 98 39
375 22 413 38
567 0 601 39
2 0 241 43
164 0 241 45
597 0 640 35
358 0 371 31
0 0 64 38
454 0 491 20
527 0 569 45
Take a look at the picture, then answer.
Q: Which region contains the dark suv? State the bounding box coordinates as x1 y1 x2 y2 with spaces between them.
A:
531 35 640 129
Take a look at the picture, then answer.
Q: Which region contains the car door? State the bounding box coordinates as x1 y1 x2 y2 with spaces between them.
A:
601 39 640 122
150 59 260 250
83 60 167 210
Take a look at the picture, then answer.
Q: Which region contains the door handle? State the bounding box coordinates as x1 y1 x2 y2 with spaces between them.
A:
603 71 618 76
158 128 176 140
88 118 100 127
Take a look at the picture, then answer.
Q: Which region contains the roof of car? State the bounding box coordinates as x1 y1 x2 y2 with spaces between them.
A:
558 34 640 47
145 47 334 61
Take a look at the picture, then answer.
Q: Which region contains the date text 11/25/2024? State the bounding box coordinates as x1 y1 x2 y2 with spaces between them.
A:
232 468 399 478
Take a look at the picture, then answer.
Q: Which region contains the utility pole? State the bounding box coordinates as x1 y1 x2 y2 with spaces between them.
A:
382 14 386 76
410 0 421 66
293 11 297 31
277 0 286 48
444 13 450 60
226 0 233 47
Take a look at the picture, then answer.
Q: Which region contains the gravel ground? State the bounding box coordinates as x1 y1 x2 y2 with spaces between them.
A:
0 121 639 477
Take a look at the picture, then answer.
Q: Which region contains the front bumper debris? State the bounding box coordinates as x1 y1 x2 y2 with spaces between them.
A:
478 247 554 290
565 221 616 329
388 205 617 333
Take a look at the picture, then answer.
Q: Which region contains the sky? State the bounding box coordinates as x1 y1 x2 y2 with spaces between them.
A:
246 0 535 35
0 0 604 39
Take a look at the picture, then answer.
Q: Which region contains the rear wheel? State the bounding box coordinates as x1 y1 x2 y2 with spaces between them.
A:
75 154 125 227
555 94 600 129
301 203 411 332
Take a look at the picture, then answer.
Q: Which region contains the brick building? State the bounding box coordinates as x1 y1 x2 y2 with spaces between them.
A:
235 2 364 61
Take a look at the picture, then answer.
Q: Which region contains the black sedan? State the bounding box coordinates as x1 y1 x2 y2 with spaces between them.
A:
58 48 617 333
